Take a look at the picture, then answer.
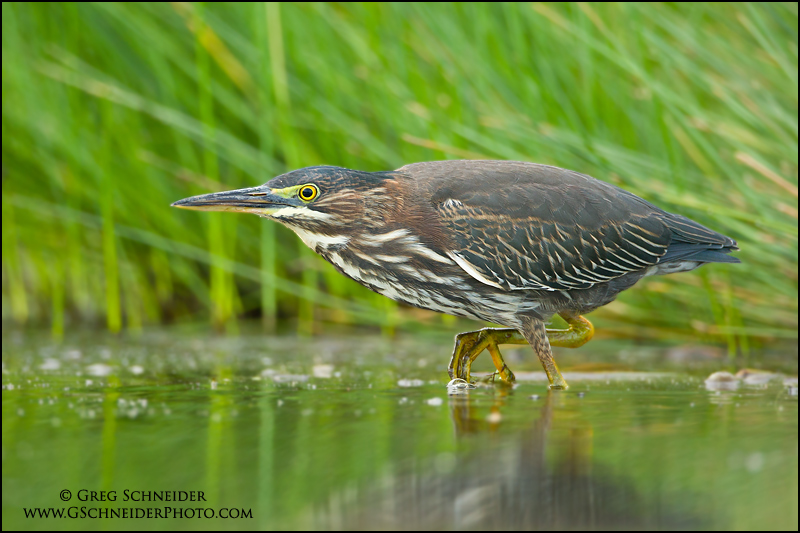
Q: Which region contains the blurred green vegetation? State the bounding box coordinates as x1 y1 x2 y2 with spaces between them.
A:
1 3 797 351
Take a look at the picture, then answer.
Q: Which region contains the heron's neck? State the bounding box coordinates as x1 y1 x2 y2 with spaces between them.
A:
289 225 350 252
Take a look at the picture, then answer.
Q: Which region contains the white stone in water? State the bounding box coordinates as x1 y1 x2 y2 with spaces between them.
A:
706 371 737 382
86 363 113 377
426 397 443 406
39 359 61 371
272 374 309 383
736 369 782 386
704 371 740 392
398 379 424 387
312 364 334 379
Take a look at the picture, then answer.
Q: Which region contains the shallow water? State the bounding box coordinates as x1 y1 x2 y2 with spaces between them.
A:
2 329 797 530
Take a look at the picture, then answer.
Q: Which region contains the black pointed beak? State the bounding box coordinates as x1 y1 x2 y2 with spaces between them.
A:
171 185 296 213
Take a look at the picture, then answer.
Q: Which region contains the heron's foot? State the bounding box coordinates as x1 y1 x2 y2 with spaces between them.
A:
481 370 516 386
487 343 516 384
448 328 521 384
446 315 593 388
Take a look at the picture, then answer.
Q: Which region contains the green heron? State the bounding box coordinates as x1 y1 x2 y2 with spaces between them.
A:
172 160 739 389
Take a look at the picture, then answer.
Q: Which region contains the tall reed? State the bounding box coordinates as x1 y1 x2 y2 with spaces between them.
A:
1 3 796 351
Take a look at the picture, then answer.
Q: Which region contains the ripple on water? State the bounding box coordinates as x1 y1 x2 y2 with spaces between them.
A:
1 330 797 530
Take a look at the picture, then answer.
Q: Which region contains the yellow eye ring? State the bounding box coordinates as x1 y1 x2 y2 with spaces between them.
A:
298 184 319 202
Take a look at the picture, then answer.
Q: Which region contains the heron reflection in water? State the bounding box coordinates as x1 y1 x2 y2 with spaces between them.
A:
308 388 706 530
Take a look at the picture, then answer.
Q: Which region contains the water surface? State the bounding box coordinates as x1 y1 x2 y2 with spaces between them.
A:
2 329 797 530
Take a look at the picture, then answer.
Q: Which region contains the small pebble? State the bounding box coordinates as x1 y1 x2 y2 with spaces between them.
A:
704 371 739 391
312 364 334 379
86 363 113 377
39 359 61 371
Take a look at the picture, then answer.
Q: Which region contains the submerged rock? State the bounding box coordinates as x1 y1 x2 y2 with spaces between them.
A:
704 371 739 391
735 368 782 386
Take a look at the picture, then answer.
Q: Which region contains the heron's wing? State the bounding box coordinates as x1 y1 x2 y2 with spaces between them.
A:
436 196 673 291
404 160 673 291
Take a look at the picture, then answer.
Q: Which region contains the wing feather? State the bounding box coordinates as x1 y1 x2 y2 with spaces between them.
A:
439 207 669 291
395 160 737 291
411 161 672 291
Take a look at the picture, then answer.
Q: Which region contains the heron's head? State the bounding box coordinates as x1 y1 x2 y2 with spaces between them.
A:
172 166 399 249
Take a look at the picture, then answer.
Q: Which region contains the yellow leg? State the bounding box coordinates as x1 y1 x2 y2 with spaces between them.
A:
463 337 517 385
522 317 568 389
447 314 594 387
487 343 515 383
448 328 523 384
547 314 595 348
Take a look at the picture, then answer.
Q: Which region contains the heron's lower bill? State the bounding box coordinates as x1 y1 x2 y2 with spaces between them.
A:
171 186 297 215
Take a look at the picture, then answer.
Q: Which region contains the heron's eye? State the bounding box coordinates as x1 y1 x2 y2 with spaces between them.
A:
298 184 319 202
